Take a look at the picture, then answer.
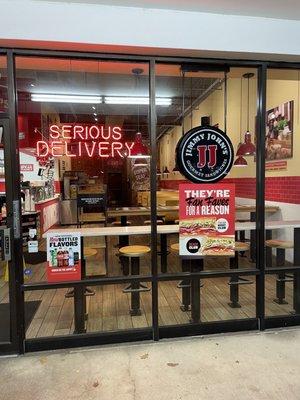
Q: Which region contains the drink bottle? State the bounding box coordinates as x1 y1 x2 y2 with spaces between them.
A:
69 248 74 266
63 250 69 267
57 251 64 267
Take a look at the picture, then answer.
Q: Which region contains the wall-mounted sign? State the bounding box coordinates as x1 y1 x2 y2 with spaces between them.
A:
20 164 34 172
132 164 150 192
179 183 235 256
47 233 81 282
36 124 135 158
77 193 106 208
176 126 234 183
265 160 287 171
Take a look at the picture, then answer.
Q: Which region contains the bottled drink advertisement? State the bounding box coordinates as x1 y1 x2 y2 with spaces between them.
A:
46 233 81 282
179 184 235 256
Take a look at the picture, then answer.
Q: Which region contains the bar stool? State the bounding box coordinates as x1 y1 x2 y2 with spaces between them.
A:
83 247 97 257
119 245 151 316
266 239 294 304
228 242 253 308
171 243 192 311
143 219 164 225
112 220 132 226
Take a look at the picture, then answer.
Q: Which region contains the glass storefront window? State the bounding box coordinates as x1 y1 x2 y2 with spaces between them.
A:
265 69 300 317
16 57 153 337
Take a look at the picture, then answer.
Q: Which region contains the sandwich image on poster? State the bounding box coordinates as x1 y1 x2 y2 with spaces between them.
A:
179 184 235 256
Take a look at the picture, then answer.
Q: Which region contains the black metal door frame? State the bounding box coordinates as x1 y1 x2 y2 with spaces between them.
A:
1 46 300 354
0 50 24 354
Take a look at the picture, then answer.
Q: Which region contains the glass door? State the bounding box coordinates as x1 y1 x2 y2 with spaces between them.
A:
155 63 260 337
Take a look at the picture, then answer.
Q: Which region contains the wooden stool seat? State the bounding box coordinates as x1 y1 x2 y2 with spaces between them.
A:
84 247 97 257
171 243 179 253
266 240 293 249
119 245 150 257
175 220 179 224
235 242 250 252
144 220 163 225
112 221 132 226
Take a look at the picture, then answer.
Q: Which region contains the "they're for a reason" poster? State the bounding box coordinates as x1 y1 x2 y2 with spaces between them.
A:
179 184 235 256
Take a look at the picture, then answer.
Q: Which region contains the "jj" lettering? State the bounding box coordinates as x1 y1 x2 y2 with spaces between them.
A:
197 145 217 168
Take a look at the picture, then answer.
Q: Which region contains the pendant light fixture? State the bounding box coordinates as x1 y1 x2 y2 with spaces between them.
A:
163 166 170 176
234 76 248 167
128 68 149 161
236 72 256 157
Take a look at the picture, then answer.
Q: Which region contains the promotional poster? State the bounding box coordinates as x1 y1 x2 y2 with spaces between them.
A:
179 184 235 256
46 233 81 282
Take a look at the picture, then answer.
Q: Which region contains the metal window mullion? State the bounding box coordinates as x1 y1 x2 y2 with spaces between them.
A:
149 59 159 341
256 63 267 328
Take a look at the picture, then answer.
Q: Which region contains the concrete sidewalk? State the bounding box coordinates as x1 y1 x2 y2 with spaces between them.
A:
1 328 300 400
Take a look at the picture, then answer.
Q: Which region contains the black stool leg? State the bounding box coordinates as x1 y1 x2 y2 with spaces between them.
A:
190 259 203 323
120 255 129 276
73 286 86 334
240 230 246 242
266 230 272 268
130 257 141 316
180 259 191 311
229 252 241 308
274 248 288 304
160 234 167 273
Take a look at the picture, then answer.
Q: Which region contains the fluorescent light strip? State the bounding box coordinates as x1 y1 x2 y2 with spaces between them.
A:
104 96 172 106
31 94 102 104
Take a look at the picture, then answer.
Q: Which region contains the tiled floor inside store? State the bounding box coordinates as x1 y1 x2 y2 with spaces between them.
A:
0 220 295 339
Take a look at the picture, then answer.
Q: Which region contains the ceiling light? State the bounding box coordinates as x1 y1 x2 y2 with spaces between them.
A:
104 96 172 106
134 158 148 166
236 132 256 156
30 83 35 87
93 113 97 116
95 118 98 122
92 106 96 110
233 155 248 167
127 132 149 158
31 94 102 104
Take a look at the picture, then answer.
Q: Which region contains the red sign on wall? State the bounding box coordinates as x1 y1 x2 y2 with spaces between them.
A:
46 233 81 282
179 183 235 256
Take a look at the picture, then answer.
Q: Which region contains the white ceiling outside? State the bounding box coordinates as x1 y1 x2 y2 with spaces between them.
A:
36 0 300 21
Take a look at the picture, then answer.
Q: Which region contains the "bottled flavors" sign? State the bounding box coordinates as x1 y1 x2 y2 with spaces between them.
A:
46 233 81 282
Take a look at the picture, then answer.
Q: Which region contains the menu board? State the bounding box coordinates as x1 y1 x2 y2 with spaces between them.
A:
77 193 106 208
47 233 81 282
179 183 235 256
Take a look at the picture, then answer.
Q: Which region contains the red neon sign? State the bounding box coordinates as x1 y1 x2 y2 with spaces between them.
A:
36 124 135 158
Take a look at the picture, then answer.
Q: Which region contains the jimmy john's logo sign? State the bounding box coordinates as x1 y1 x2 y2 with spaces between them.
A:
176 126 234 183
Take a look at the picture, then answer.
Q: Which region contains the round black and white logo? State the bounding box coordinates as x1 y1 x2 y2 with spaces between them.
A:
176 126 234 183
186 238 201 254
